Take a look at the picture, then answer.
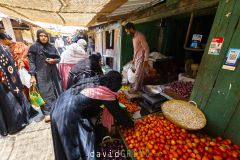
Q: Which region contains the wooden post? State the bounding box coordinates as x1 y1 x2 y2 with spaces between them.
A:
29 24 35 42
2 17 16 41
116 26 122 72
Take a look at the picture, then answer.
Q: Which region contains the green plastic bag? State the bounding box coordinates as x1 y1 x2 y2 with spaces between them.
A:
29 85 45 107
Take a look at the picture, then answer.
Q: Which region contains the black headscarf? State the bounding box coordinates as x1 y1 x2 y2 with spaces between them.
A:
67 55 103 89
72 71 122 94
0 45 22 97
89 53 103 75
29 29 60 59
36 29 49 44
89 53 101 63
100 71 122 92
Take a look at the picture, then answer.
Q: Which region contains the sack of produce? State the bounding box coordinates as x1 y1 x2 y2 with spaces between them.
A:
127 64 135 84
122 61 132 83
18 67 31 88
161 100 206 130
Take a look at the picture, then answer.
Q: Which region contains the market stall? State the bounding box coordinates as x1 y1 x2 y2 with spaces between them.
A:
93 92 240 159
120 113 240 160
94 98 240 160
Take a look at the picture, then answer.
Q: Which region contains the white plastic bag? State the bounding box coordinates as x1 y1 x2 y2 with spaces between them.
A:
122 61 132 83
122 62 132 73
18 67 31 88
127 65 135 84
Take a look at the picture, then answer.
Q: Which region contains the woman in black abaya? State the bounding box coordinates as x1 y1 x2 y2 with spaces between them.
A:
67 53 103 89
28 29 63 122
51 71 134 160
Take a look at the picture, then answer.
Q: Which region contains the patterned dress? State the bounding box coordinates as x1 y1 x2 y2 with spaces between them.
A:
0 45 29 136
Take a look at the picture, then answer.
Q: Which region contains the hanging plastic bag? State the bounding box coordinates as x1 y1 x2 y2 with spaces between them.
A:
18 67 31 88
122 61 132 83
29 85 45 107
127 64 135 84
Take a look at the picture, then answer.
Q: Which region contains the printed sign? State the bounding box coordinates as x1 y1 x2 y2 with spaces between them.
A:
222 48 240 71
190 34 203 48
208 37 224 55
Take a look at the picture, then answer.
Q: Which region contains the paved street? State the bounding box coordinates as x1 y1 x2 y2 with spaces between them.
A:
0 120 54 160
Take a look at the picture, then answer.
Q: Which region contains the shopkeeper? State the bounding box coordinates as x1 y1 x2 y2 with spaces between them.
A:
50 71 134 160
124 22 150 94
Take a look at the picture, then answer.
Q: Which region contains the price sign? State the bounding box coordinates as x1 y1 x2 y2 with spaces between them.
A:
208 37 224 55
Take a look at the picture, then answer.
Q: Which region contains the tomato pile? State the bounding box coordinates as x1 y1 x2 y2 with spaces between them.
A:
117 92 139 113
121 114 240 160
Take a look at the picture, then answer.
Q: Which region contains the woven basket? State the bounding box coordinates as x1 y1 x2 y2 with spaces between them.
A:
161 100 206 130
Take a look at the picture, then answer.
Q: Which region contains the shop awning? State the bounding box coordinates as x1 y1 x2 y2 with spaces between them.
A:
0 0 112 26
0 0 165 27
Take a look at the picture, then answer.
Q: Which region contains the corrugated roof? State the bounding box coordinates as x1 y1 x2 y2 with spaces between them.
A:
107 0 164 17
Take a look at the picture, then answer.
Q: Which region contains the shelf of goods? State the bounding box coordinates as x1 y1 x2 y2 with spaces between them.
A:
119 113 240 160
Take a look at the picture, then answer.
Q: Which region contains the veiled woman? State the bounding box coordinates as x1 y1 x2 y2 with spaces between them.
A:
67 53 103 89
58 39 88 90
28 29 63 122
51 71 134 160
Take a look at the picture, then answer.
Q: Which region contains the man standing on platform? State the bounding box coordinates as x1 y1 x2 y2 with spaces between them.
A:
124 22 150 94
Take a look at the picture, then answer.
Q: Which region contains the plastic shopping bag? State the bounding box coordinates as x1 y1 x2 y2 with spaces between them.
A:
18 68 31 88
29 85 45 107
127 64 135 84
